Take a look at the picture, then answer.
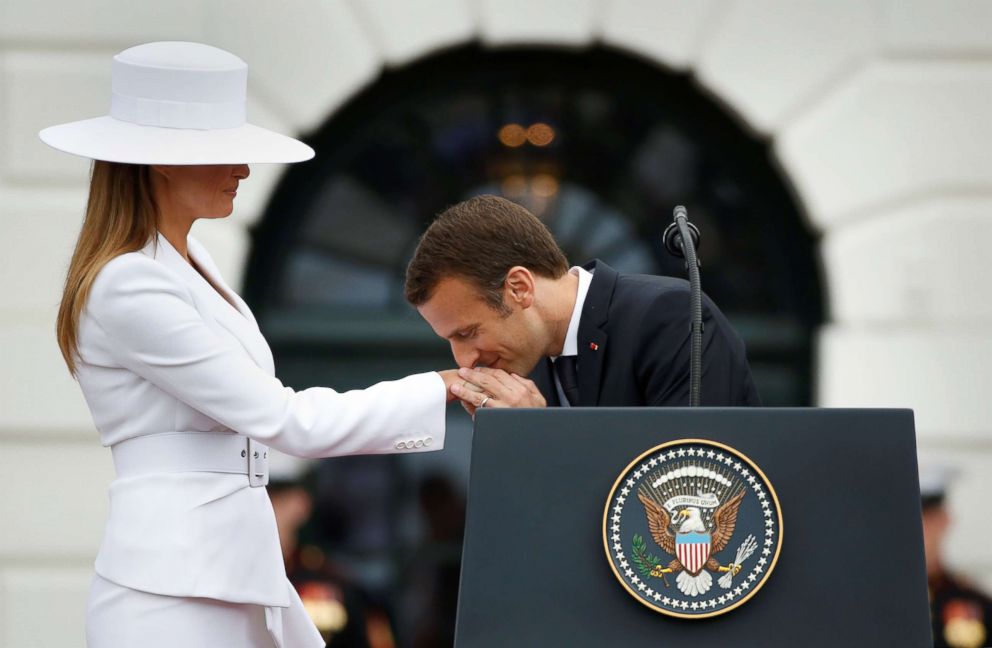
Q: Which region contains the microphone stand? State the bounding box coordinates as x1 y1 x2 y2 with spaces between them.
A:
663 206 703 407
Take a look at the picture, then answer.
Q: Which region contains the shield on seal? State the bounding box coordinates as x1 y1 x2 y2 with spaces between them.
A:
676 533 711 575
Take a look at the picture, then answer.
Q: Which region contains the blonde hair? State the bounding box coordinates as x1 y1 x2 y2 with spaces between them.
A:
57 162 157 375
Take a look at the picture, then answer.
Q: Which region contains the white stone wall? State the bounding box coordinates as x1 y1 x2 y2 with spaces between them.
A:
2 0 990 644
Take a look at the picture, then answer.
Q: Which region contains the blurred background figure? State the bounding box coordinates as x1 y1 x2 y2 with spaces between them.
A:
920 466 992 648
268 453 396 648
408 474 466 648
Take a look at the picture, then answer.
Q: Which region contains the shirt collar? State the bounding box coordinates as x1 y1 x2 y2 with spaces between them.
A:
557 265 593 359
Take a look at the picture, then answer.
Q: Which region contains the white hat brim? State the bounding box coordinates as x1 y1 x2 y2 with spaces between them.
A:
39 116 314 164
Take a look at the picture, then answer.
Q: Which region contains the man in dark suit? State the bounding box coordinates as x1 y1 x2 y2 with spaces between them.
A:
405 195 760 411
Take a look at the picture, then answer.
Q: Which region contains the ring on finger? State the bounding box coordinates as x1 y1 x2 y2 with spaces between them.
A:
479 395 492 408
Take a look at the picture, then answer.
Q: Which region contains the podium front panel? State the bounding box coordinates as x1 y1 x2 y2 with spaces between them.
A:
454 408 930 647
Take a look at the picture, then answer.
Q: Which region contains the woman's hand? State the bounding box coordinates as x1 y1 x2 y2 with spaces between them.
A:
437 369 483 403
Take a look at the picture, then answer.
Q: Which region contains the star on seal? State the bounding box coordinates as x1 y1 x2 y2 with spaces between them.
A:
603 439 783 619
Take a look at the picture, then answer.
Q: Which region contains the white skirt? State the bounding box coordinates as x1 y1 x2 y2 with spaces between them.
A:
86 574 324 648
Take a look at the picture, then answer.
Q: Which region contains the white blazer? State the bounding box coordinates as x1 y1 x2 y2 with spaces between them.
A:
75 232 446 607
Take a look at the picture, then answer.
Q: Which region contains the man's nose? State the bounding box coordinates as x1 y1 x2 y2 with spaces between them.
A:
450 341 479 369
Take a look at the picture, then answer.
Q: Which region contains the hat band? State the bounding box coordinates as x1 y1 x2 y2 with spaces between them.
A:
111 92 246 130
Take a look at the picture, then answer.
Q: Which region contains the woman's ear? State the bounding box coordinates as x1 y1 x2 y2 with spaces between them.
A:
148 165 171 181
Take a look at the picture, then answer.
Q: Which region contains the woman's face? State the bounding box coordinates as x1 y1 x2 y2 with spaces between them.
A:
151 164 250 220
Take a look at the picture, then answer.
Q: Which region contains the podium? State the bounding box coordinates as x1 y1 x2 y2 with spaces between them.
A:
453 408 931 647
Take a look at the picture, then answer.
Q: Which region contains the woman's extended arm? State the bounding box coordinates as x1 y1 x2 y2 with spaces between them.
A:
86 254 448 458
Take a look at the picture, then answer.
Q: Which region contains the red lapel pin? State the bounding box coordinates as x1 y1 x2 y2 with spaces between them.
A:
589 342 599 351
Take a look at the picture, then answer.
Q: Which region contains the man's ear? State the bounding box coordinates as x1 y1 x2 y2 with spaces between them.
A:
505 266 535 308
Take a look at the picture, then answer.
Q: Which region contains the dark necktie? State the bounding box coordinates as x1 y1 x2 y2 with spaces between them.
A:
554 355 581 406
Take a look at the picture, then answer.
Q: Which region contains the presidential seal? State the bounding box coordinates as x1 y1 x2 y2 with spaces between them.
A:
603 439 782 619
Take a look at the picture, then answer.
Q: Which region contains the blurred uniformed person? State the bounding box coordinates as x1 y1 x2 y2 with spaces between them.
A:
268 453 395 648
920 466 992 648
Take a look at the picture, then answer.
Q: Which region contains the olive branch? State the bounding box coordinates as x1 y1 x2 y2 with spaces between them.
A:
631 534 664 579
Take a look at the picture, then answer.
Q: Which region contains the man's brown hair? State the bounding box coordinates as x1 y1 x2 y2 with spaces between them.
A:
405 195 569 310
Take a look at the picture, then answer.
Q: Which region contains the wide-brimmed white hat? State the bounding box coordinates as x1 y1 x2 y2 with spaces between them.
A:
39 41 314 164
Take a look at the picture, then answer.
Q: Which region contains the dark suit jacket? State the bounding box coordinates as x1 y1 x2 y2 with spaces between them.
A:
529 260 761 407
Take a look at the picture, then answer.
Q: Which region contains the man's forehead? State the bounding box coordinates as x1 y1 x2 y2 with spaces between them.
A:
417 276 488 334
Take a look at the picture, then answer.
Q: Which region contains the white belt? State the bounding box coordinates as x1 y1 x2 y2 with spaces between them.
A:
111 432 270 487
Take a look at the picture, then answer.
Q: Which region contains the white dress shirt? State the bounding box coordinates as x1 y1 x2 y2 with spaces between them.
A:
551 266 593 406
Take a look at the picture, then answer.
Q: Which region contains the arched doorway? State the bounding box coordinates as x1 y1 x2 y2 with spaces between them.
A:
244 44 823 643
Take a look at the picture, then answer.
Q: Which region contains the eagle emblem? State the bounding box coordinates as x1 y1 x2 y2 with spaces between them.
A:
604 439 782 618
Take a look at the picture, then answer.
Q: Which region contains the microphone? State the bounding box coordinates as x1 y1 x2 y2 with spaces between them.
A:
663 206 701 262
663 205 703 407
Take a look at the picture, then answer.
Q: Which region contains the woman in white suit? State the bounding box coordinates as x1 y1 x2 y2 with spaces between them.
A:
40 42 463 648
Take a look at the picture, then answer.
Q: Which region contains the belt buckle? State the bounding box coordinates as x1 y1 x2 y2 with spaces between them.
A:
247 438 269 487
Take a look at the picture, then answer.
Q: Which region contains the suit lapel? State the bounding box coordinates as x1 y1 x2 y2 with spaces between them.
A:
576 260 618 406
147 233 275 375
